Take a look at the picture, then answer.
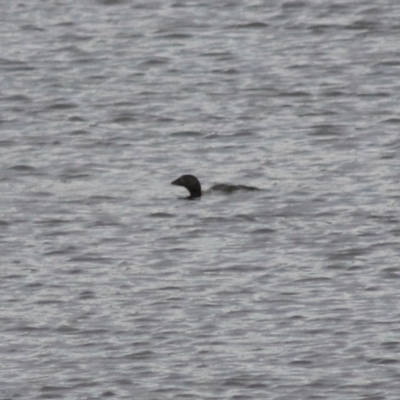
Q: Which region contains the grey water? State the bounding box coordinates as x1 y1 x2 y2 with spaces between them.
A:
1 0 400 399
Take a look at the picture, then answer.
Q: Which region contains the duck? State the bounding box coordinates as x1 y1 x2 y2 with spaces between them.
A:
171 174 259 199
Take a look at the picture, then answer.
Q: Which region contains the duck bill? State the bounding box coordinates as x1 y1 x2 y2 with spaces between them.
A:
171 177 182 186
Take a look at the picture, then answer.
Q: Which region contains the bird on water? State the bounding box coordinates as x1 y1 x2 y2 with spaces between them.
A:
171 174 259 199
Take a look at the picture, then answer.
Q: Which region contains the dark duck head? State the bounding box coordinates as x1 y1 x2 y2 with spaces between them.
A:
171 175 202 199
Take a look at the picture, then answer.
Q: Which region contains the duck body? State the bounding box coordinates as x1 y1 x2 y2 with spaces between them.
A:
209 183 259 193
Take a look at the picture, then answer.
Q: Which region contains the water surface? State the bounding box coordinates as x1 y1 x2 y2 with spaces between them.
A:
1 0 400 399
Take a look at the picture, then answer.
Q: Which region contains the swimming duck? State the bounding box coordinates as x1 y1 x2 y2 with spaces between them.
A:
171 175 259 199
